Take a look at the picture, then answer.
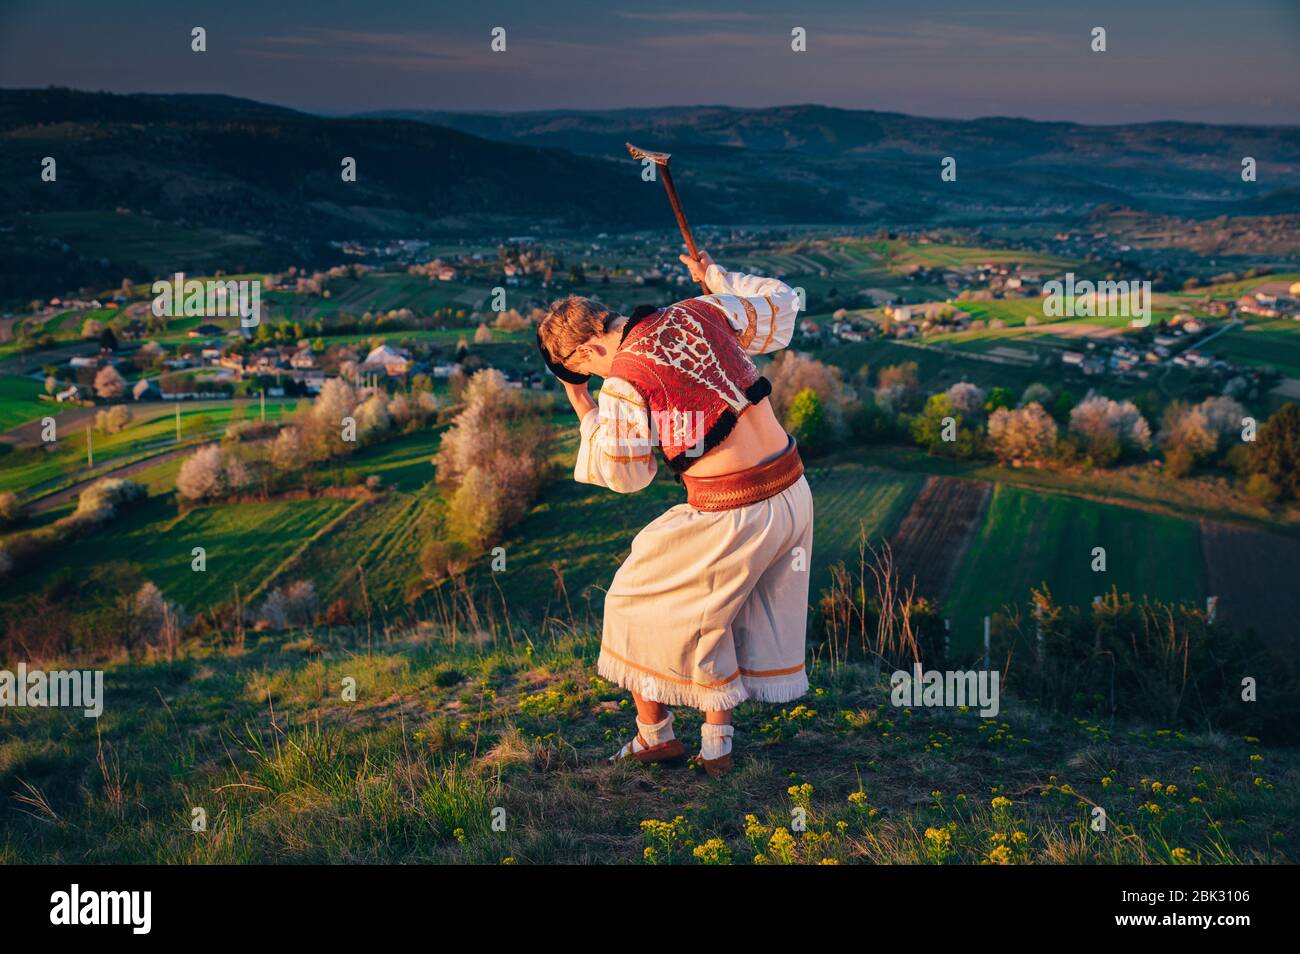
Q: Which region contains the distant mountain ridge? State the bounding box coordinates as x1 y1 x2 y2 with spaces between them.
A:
2 89 1298 301
0 88 679 234
366 104 1300 220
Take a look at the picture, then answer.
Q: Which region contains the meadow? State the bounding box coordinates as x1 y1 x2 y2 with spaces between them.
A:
0 623 1292 864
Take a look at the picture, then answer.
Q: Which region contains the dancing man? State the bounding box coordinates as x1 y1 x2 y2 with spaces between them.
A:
536 251 813 778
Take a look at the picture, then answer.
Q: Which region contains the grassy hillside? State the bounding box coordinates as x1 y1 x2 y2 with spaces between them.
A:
0 627 1293 864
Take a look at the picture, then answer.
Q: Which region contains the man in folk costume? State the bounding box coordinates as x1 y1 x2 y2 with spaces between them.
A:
536 251 812 778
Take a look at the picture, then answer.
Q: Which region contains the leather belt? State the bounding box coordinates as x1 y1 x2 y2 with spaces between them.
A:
682 438 803 512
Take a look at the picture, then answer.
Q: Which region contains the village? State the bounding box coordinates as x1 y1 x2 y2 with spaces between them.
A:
4 232 1297 438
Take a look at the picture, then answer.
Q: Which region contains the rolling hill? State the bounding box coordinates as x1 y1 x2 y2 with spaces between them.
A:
0 89 674 300
371 104 1300 222
4 89 1299 303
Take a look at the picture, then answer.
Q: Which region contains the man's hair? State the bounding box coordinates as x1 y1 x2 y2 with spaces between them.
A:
538 296 615 363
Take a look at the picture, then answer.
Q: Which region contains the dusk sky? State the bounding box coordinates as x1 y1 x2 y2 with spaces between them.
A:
2 0 1298 124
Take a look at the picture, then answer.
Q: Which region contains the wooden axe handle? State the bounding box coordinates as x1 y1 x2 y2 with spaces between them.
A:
658 165 708 292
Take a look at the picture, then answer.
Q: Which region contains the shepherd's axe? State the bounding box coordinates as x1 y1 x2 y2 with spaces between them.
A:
626 142 708 293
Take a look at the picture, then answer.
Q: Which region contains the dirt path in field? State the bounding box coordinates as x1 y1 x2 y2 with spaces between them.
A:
1199 520 1300 649
888 476 991 601
28 446 188 514
0 404 99 446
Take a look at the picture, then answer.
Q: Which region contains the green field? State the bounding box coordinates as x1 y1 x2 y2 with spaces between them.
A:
875 241 1075 272
1 419 444 618
944 484 1208 651
803 463 923 579
0 375 44 431
4 493 357 609
288 430 444 610
1206 317 1300 380
0 400 297 497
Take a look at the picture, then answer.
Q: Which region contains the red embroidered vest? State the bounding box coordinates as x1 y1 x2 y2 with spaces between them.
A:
611 299 772 474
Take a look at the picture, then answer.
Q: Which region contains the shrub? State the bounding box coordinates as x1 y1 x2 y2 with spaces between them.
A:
984 386 1015 413
911 394 982 458
176 445 226 500
1244 473 1280 503
257 580 319 629
1020 382 1053 407
93 365 127 400
493 309 529 332
996 587 1300 741
131 582 188 656
0 491 24 529
271 426 303 473
1248 402 1300 501
767 352 855 437
95 405 131 433
420 539 468 582
353 392 391 442
874 361 920 414
445 466 510 550
323 597 352 625
987 402 1058 464
1159 396 1245 470
1164 443 1196 479
1069 394 1151 464
785 388 828 456
943 381 985 416
433 369 551 549
74 478 146 524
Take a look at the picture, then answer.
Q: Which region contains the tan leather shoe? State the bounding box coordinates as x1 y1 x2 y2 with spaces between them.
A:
610 735 686 764
696 752 733 779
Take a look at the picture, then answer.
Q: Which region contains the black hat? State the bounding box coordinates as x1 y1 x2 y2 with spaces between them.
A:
536 326 590 385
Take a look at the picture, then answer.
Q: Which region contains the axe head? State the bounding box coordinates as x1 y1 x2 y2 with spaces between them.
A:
626 142 670 166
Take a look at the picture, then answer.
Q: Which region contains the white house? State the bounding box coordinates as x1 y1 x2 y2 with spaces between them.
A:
361 344 410 376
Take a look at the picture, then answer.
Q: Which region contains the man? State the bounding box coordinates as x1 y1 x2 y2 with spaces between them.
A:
536 251 813 778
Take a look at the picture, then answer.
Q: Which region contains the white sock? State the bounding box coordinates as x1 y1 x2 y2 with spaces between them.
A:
700 723 734 760
636 711 675 747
